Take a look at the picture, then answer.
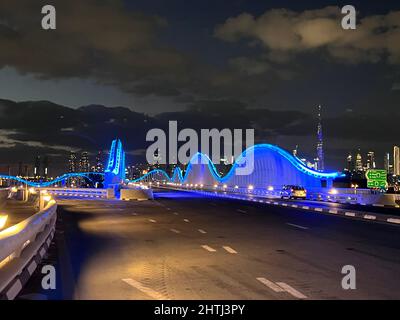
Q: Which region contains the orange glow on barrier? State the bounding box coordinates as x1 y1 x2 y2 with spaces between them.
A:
43 195 52 202
0 215 8 230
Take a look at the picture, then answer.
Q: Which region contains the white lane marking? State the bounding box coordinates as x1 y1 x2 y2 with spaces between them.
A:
282 203 288 207
273 202 279 205
223 246 238 254
329 209 338 214
276 282 308 299
122 278 169 300
173 212 179 215
387 218 400 224
201 245 217 252
256 277 285 293
170 228 180 234
345 212 356 217
183 219 190 223
131 212 138 216
302 206 309 210
286 223 309 230
149 219 157 223
166 208 171 211
291 204 298 208
314 208 323 212
373 204 384 207
236 209 247 214
363 214 376 220
198 229 207 234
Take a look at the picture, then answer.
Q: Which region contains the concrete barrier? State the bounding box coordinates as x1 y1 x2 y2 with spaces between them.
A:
0 201 57 299
120 188 154 200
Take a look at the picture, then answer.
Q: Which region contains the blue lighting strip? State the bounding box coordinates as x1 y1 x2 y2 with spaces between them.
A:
129 144 343 184
0 172 105 187
105 139 117 173
113 140 122 175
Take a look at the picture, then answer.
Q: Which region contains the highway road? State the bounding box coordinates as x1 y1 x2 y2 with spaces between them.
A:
19 189 400 300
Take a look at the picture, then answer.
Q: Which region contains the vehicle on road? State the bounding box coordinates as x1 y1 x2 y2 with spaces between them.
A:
280 185 307 199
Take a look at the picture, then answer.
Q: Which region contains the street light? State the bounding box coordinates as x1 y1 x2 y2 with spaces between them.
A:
351 184 358 194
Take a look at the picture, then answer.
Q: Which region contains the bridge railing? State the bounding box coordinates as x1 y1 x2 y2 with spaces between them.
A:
44 187 108 199
0 200 57 299
155 183 399 207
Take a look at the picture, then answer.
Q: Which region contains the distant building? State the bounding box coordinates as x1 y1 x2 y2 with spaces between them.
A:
366 151 376 170
68 151 77 173
355 151 363 172
293 145 298 157
394 146 400 176
384 152 392 174
94 151 104 172
346 153 354 172
34 155 41 178
79 152 90 173
315 105 324 172
43 156 49 178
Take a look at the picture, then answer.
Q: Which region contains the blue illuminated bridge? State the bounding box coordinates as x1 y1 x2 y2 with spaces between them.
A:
0 139 342 189
131 144 342 190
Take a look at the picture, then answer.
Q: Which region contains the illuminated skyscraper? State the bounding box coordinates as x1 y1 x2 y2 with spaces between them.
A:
355 150 363 172
346 153 354 172
384 152 392 174
94 151 104 172
315 105 324 171
34 155 41 178
394 146 400 176
43 156 49 178
366 151 376 170
79 151 90 172
68 151 77 173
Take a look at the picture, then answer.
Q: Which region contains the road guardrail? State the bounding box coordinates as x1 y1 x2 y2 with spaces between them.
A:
0 200 57 300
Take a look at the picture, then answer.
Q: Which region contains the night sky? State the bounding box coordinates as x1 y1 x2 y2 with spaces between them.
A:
0 0 399 174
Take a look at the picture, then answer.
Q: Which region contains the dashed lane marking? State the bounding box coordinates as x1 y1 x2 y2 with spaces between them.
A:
223 246 238 254
363 214 376 220
286 223 309 230
122 278 169 300
170 228 180 234
201 245 217 252
149 219 157 223
276 282 308 299
256 277 285 293
236 209 247 214
183 219 190 223
198 229 207 234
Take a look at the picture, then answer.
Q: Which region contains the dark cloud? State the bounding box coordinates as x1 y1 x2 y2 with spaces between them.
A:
215 6 400 64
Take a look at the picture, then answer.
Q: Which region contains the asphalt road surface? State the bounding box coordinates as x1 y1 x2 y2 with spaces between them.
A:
19 189 400 300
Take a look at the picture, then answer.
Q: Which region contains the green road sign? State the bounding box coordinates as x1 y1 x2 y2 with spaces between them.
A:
366 169 387 189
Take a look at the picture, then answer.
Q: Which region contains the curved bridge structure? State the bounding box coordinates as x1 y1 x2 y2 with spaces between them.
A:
130 144 343 189
0 172 105 188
